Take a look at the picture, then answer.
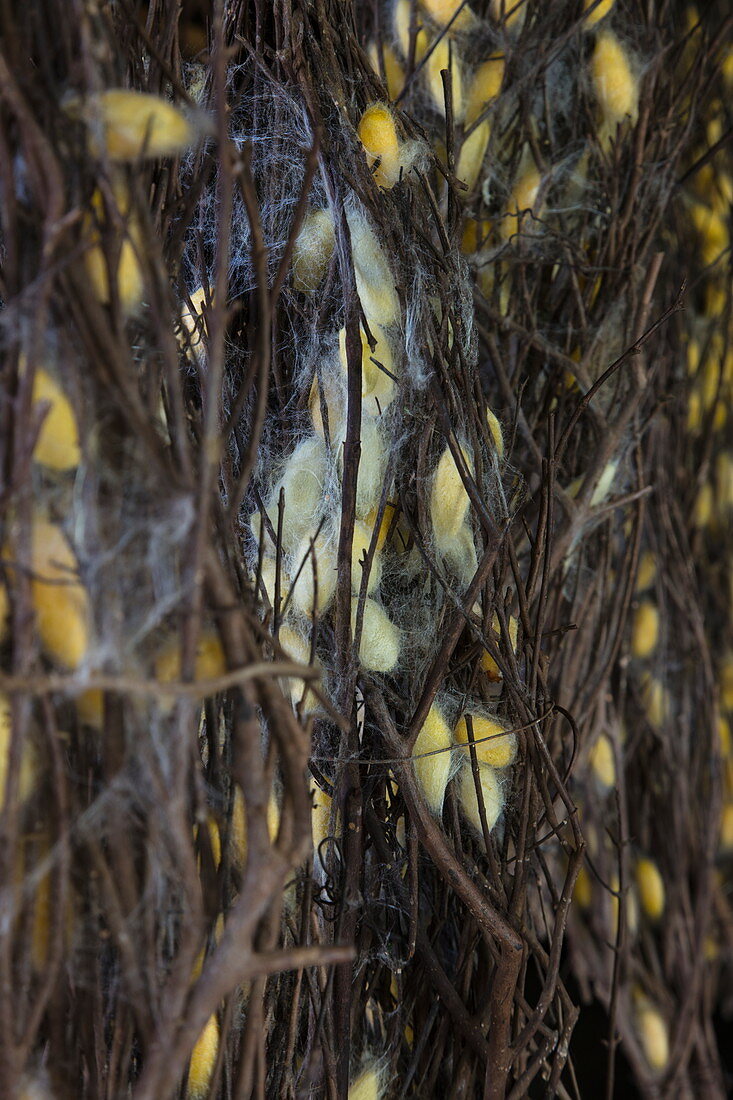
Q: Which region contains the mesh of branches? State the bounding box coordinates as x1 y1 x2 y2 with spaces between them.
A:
0 0 732 1097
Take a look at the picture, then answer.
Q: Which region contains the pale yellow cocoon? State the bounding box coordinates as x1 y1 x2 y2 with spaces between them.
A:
723 45 733 87
265 435 328 555
347 208 400 325
311 779 333 860
460 217 491 253
442 522 478 588
351 519 383 595
352 418 389 518
454 713 517 769
570 460 619 507
83 186 144 315
412 703 453 815
641 673 668 728
591 33 639 130
351 597 401 672
393 0 421 57
179 286 210 352
456 121 490 192
480 612 518 681
289 533 337 617
79 89 197 161
0 692 37 810
186 1014 219 1098
367 41 406 101
229 785 280 872
457 761 504 834
583 0 615 26
701 354 725 411
634 551 656 593
686 388 703 434
426 37 464 120
631 600 659 660
206 817 222 868
292 208 335 293
589 733 615 790
338 323 396 414
592 460 619 505
464 56 504 126
633 993 669 1073
31 368 81 472
155 630 226 686
486 408 504 459
502 166 542 240
430 442 472 546
690 202 729 268
365 503 396 552
309 367 345 441
349 1064 383 1100
75 687 104 729
24 519 90 670
358 103 402 188
686 337 700 377
635 857 665 922
278 624 320 712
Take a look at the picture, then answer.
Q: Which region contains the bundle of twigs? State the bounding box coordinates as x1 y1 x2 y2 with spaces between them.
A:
0 0 732 1097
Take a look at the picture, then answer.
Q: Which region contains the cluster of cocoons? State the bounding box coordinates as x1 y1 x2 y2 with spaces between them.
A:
294 203 400 324
251 173 421 702
410 701 514 838
74 90 206 318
